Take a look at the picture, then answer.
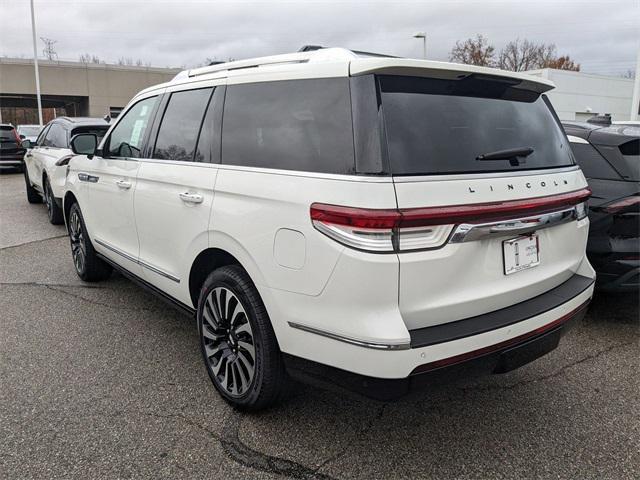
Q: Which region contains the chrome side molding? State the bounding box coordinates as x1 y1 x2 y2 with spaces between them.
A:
94 238 180 283
449 207 578 243
288 322 410 350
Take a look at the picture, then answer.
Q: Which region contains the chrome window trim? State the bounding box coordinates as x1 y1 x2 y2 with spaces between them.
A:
288 322 410 350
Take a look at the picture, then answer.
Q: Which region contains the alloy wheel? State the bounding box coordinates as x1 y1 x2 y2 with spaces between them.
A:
201 287 256 397
69 209 86 274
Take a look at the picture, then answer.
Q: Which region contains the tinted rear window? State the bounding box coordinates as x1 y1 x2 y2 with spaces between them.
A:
0 127 16 141
222 78 355 174
569 142 621 180
379 75 575 175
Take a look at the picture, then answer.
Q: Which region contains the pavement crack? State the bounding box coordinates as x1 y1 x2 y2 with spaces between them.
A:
461 341 635 394
0 234 67 250
220 410 337 480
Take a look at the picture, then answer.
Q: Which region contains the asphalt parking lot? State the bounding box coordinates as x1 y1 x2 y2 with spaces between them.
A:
1 171 638 479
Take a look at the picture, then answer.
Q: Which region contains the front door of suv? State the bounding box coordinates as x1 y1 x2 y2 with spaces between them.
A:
134 85 222 304
83 94 160 276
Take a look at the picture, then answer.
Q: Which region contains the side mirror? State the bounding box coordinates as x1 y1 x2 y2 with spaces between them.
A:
21 139 32 149
70 133 98 157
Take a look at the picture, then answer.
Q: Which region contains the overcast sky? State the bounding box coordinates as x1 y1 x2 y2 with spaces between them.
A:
0 0 638 75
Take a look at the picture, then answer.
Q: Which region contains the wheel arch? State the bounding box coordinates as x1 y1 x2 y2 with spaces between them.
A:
188 248 244 308
63 191 78 225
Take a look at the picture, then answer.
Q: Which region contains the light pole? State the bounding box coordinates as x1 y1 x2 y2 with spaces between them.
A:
29 0 43 126
413 32 426 59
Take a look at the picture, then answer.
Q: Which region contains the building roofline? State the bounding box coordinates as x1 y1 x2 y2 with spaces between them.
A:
0 56 181 74
525 68 634 82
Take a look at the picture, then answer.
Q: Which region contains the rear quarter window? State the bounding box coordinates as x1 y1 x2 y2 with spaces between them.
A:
379 75 575 175
222 78 355 174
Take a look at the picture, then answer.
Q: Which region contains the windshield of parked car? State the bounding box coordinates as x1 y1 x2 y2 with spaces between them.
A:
18 126 41 136
379 75 576 175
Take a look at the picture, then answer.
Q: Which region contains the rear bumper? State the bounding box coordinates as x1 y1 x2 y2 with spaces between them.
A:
285 298 590 400
281 271 594 393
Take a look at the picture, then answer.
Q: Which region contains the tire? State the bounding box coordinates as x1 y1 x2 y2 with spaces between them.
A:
24 167 42 204
198 265 287 411
44 177 64 225
67 202 112 282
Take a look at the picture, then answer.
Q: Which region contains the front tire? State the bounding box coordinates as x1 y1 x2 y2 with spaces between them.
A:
24 167 42 204
198 265 287 411
44 178 64 225
68 202 112 282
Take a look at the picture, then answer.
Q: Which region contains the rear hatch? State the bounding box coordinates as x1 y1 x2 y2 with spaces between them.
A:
0 126 24 157
377 73 590 330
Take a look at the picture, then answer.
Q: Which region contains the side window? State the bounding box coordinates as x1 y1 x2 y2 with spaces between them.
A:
43 124 65 148
107 96 158 158
222 78 355 174
153 87 213 162
570 142 621 180
195 86 225 163
35 125 50 146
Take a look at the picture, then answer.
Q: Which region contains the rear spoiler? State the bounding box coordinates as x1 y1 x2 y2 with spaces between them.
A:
349 58 555 95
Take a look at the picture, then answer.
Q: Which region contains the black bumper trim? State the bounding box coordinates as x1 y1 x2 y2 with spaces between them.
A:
409 273 594 349
283 301 589 401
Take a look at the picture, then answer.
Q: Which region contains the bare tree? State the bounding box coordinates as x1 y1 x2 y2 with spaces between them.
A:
79 53 102 64
449 34 495 67
497 39 555 71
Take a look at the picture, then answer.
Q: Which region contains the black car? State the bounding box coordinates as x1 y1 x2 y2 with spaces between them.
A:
0 124 26 172
563 122 639 291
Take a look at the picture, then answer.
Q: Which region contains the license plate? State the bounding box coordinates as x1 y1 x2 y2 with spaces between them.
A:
503 235 540 275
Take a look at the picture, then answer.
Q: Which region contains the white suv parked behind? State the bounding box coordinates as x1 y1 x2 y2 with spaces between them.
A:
63 48 595 410
23 117 110 224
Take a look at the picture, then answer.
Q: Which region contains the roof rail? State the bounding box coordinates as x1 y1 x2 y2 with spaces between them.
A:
181 47 361 80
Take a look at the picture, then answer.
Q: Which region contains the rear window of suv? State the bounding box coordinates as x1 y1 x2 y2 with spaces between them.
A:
0 126 16 141
379 75 575 175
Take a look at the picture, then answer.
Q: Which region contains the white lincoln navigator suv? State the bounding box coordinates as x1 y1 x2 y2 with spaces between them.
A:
63 47 595 410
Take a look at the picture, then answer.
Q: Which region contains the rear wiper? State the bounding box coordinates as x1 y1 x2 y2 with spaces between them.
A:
476 147 534 161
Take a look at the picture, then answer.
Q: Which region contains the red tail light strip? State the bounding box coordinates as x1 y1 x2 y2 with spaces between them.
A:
411 299 591 375
311 188 591 229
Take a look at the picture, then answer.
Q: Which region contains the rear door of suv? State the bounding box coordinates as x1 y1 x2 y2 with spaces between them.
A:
134 83 223 304
373 73 590 330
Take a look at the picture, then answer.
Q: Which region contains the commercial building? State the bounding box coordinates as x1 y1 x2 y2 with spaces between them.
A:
0 57 180 125
526 68 637 122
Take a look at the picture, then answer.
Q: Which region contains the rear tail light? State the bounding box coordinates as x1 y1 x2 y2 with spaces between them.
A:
311 188 591 253
13 129 22 147
603 196 640 214
575 201 588 220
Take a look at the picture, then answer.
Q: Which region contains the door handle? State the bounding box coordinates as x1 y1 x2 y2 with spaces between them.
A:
115 179 132 190
25 154 32 158
179 192 204 204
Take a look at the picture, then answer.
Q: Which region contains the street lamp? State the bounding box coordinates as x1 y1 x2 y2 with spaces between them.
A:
413 32 426 59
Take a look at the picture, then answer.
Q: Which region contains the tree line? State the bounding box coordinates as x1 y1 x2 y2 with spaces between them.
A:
449 35 580 71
